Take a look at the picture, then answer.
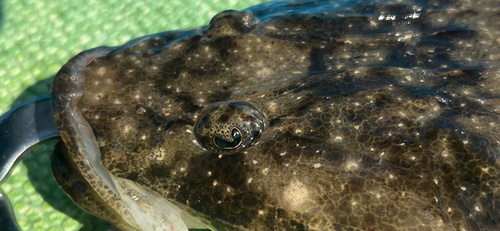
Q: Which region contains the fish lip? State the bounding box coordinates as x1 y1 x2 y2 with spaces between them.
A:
49 46 197 231
50 46 122 197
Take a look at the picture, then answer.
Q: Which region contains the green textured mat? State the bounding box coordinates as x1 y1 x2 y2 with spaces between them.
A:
0 0 266 230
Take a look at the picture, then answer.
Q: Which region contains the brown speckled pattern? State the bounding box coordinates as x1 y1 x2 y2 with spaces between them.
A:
52 0 500 230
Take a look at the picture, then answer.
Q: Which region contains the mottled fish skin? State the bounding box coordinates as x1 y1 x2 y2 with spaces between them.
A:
51 0 500 230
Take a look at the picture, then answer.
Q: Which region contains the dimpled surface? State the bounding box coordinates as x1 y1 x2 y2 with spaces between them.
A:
52 0 500 230
0 0 266 230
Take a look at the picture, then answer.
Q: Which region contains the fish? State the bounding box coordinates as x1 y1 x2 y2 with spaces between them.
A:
50 0 500 230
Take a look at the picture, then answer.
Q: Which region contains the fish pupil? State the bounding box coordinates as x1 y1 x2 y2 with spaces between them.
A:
214 128 242 149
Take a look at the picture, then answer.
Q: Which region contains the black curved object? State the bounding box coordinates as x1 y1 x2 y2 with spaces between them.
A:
0 96 59 231
0 96 59 183
0 188 21 231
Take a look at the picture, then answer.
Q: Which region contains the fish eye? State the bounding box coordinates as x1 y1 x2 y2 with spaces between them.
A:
213 127 242 149
194 101 267 155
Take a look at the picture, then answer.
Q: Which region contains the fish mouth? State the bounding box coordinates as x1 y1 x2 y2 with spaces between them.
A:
50 46 218 231
51 46 119 195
